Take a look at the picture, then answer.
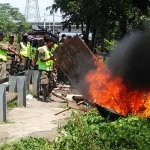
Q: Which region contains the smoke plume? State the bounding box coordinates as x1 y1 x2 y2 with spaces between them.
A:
107 30 150 90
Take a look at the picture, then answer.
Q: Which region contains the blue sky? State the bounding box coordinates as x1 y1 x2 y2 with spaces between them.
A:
1 0 62 22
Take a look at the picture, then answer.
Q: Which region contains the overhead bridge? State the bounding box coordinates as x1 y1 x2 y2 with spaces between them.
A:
29 22 86 33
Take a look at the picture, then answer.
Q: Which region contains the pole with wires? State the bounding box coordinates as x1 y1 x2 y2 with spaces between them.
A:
53 12 55 34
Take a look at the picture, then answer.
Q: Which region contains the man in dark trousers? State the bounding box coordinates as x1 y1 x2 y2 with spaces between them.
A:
38 36 56 102
20 32 31 70
0 31 19 78
6 33 20 75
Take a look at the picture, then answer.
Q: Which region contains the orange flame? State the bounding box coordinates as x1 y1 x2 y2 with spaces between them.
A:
85 58 150 117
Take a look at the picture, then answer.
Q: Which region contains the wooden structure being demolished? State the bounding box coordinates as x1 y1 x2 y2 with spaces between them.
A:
53 36 97 115
53 36 96 95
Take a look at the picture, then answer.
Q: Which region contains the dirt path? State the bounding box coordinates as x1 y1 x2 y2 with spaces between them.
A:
0 95 72 144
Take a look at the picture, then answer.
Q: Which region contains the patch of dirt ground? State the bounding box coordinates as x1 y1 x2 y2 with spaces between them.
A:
0 95 72 145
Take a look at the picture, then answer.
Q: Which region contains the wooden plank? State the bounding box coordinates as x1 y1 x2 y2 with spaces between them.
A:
55 107 71 115
68 101 92 112
53 36 96 91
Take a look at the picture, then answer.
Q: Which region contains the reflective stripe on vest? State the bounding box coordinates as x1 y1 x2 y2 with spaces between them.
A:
27 42 31 59
0 49 7 61
20 42 31 57
53 44 58 50
38 46 53 71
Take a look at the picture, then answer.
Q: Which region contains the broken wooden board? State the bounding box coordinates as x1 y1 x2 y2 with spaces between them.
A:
53 36 97 96
55 101 92 115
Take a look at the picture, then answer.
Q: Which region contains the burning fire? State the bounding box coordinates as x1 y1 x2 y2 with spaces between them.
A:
86 58 150 117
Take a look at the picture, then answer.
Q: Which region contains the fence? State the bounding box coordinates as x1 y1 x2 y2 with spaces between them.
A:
0 70 40 123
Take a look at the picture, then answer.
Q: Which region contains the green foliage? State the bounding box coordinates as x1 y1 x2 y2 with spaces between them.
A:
52 109 150 150
0 3 31 42
7 100 17 109
5 119 15 124
95 39 117 53
104 39 116 51
48 0 150 49
1 110 150 149
0 137 53 150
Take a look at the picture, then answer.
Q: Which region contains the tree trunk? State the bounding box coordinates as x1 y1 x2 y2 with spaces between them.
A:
93 28 99 54
81 21 84 35
91 28 96 52
120 15 127 38
84 17 91 46
101 37 104 51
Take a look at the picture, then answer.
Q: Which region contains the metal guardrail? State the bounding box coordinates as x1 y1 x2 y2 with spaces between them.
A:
0 77 9 84
0 71 26 84
0 70 40 123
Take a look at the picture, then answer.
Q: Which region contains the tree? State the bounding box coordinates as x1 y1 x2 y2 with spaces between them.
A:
0 3 31 42
46 0 150 51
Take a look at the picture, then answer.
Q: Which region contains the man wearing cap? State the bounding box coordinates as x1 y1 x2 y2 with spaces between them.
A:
20 32 31 70
27 35 35 69
38 36 56 102
5 33 20 75
0 31 19 78
59 34 68 45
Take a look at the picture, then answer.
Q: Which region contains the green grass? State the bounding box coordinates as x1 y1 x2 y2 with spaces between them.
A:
5 119 15 124
0 137 53 150
52 109 150 150
1 109 150 150
7 100 17 109
27 89 34 95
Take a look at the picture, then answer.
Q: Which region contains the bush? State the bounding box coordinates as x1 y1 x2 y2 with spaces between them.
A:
52 109 150 150
1 109 150 150
0 137 52 150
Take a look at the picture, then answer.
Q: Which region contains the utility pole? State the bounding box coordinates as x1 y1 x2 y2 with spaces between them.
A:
25 0 41 22
53 12 55 34
44 9 46 28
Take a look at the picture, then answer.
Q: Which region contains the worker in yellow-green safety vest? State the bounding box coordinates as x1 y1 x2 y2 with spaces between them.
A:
38 36 56 102
19 32 31 70
0 31 20 78
53 43 58 50
33 38 45 69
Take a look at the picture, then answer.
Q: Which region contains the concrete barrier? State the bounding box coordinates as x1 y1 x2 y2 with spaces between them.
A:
9 76 26 107
0 84 7 122
26 70 40 96
0 70 40 123
17 76 26 107
0 75 27 122
32 70 40 97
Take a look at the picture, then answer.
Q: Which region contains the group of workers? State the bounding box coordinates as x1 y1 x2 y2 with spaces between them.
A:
0 30 109 102
0 31 69 102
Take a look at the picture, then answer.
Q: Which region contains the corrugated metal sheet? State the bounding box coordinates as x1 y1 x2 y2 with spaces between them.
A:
53 36 96 89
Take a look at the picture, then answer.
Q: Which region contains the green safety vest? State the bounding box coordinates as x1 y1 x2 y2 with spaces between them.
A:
59 42 63 45
31 47 37 59
53 44 58 50
38 46 53 71
0 49 7 61
20 42 31 58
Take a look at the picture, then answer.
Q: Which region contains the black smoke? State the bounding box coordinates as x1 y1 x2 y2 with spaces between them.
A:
107 30 150 90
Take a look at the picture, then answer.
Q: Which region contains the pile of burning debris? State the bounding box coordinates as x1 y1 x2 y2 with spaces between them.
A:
53 31 150 121
52 85 122 121
52 85 92 115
